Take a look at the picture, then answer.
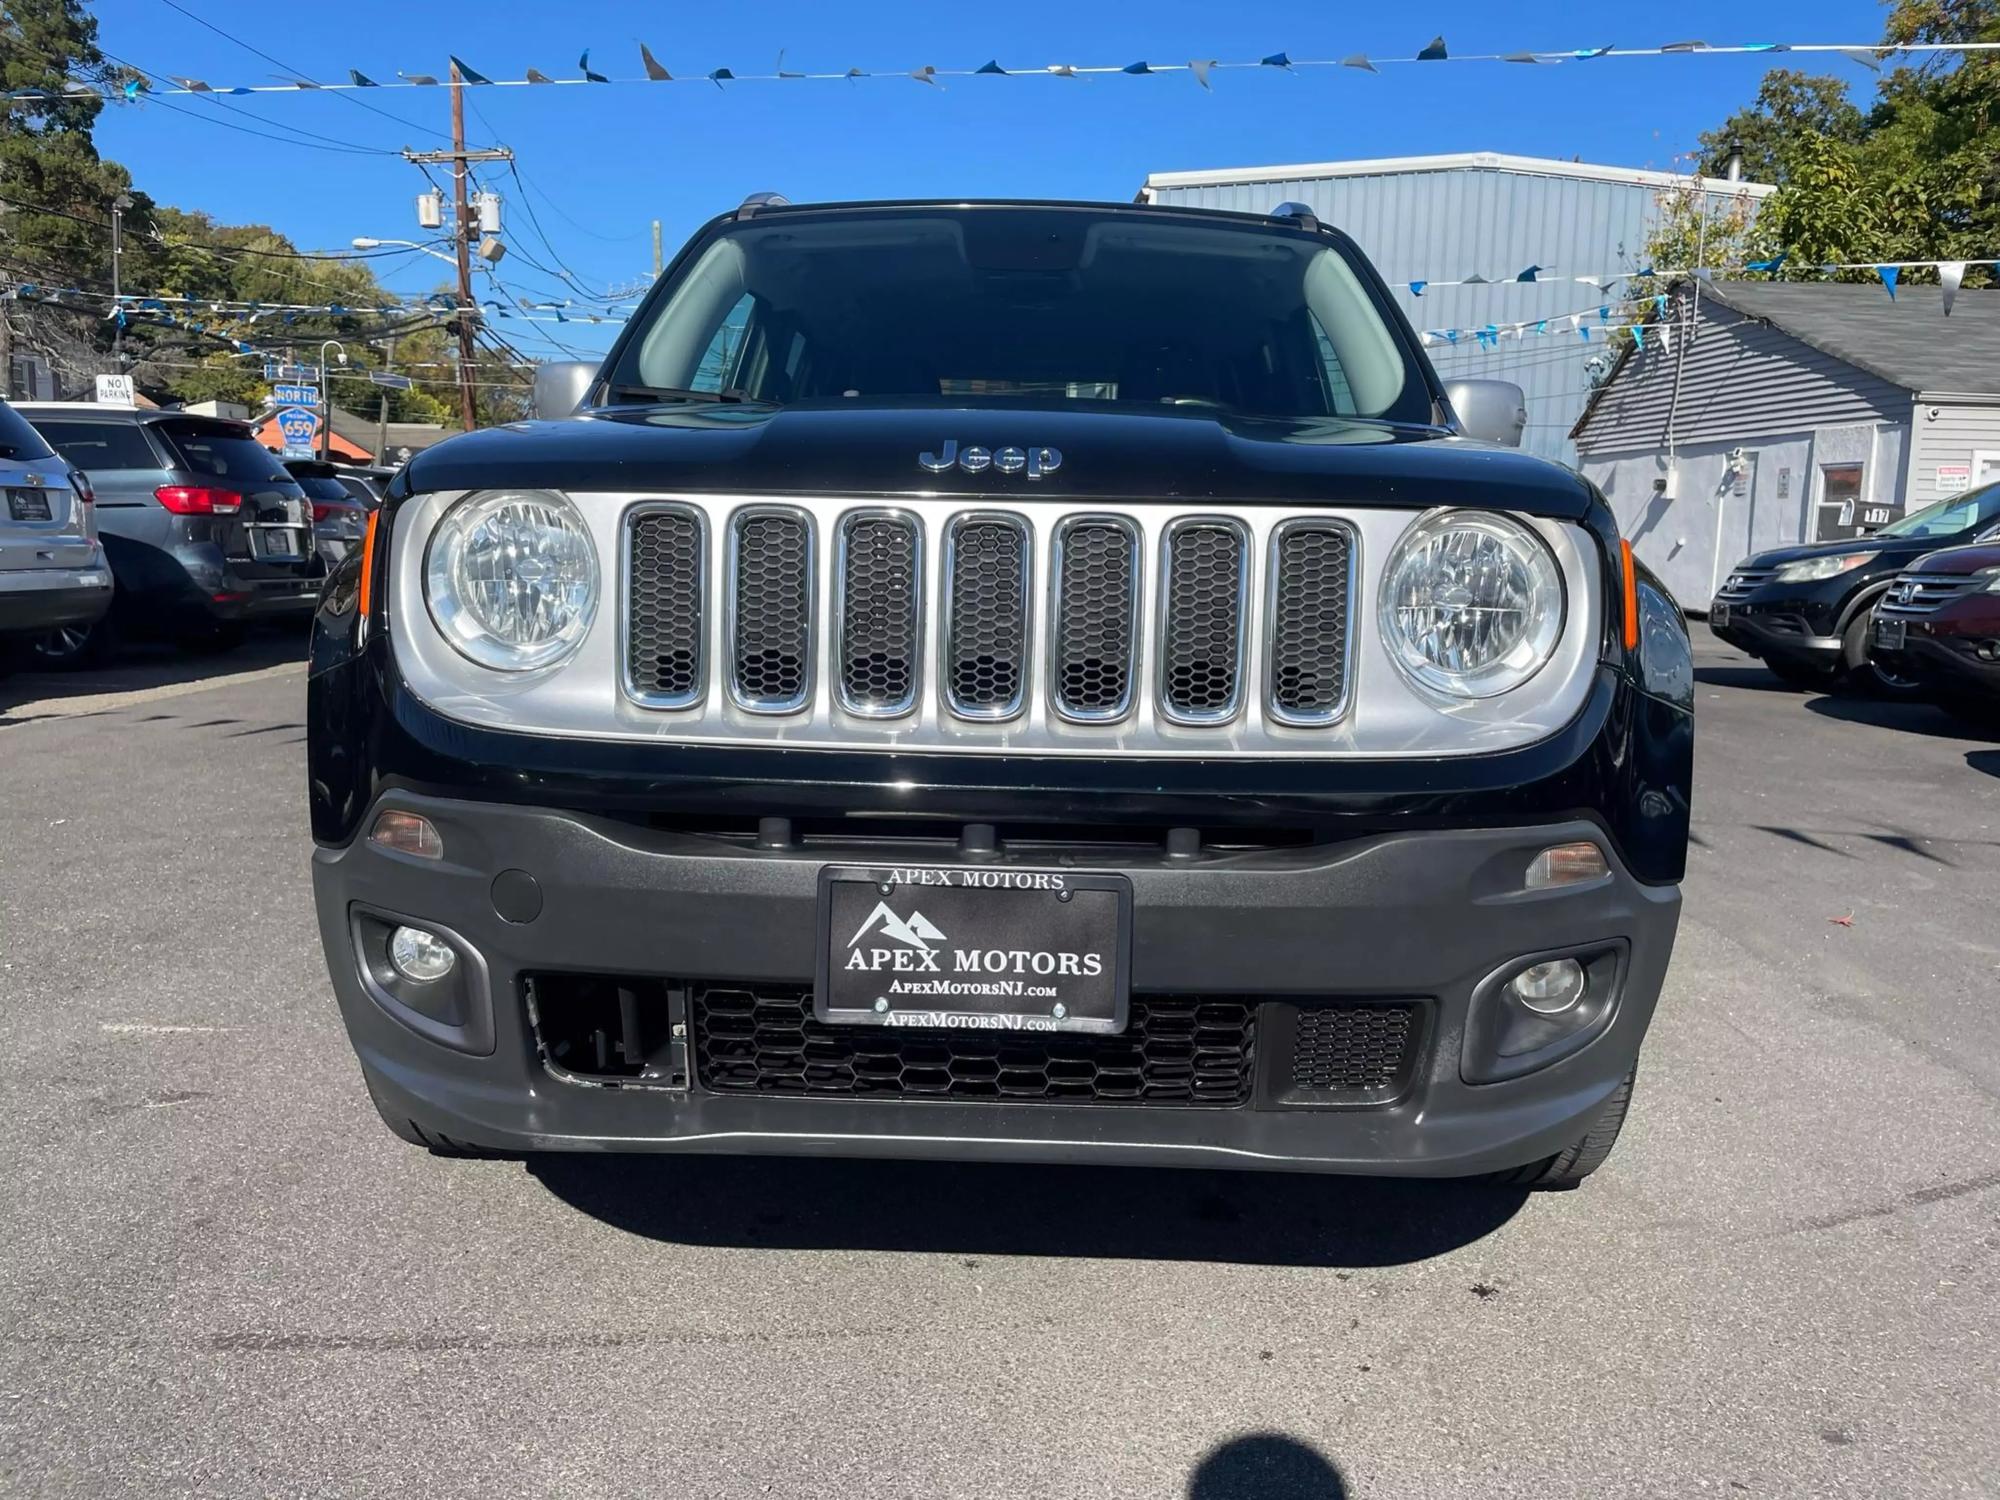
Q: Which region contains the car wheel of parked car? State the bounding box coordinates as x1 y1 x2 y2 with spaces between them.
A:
1481 1069 1635 1189
1839 614 1925 698
28 615 116 670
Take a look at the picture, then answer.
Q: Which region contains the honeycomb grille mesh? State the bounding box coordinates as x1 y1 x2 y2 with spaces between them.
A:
625 510 705 704
1054 522 1137 717
1161 523 1246 718
731 512 812 707
1290 1005 1416 1093
838 515 920 712
1269 524 1354 720
946 519 1028 715
693 985 1256 1105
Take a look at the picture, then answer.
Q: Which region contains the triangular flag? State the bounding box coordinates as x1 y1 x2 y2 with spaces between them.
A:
1342 54 1377 73
1501 52 1542 65
1939 260 1967 317
1745 254 1787 273
1599 305 1611 321
639 43 671 81
1578 325 1591 341
846 67 868 79
909 65 941 87
1660 41 1708 53
776 51 802 79
349 69 378 87
526 68 554 84
1876 265 1899 299
1417 36 1448 62
1408 281 1427 297
709 68 734 87
1658 325 1673 353
976 59 1007 75
1574 45 1613 60
1046 64 1077 78
1262 52 1292 70
283 77 321 89
1516 265 1542 283
169 76 211 92
399 72 439 86
1632 325 1645 350
1461 274 1489 286
450 57 492 85
1419 331 1435 347
1122 61 1152 75
1535 320 1548 335
122 78 142 100
579 51 608 83
1842 48 1883 70
1188 60 1216 90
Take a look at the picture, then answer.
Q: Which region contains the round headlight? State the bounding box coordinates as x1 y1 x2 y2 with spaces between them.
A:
1379 509 1564 699
425 489 598 671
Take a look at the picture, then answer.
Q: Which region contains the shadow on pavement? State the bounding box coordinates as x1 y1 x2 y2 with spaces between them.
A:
527 1153 1527 1268
1692 661 1818 694
1969 750 2000 779
0 624 306 719
1188 1433 1349 1499
1803 692 1987 743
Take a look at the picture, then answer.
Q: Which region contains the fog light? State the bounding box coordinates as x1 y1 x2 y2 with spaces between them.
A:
1526 841 1608 889
370 810 443 859
1507 958 1586 1015
389 926 457 983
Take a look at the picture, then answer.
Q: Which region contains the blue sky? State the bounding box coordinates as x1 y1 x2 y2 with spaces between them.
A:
89 0 1895 361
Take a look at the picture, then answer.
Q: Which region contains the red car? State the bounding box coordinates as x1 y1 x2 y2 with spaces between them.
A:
1869 539 2000 728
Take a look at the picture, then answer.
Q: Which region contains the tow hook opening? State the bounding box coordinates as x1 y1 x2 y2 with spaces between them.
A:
526 974 690 1090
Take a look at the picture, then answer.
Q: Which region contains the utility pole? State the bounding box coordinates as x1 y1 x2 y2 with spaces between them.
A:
376 332 397 461
652 219 663 280
111 192 133 368
403 80 511 435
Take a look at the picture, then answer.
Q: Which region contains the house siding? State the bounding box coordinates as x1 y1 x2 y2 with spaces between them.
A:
1905 397 2000 501
1572 293 1909 453
1144 164 1763 468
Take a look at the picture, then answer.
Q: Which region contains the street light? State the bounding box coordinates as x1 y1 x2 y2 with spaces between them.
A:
318 340 348 461
351 236 459 268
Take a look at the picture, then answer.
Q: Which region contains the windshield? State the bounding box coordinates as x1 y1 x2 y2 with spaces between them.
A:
615 207 1433 424
156 419 291 486
1876 484 2000 539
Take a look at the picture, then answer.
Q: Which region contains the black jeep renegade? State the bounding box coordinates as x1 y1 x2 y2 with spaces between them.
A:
308 198 1693 1187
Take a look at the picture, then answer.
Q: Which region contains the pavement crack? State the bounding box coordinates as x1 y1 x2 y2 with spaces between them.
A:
1776 1167 2000 1237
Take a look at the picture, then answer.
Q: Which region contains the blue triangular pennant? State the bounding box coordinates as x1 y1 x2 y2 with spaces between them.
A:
1876 265 1899 299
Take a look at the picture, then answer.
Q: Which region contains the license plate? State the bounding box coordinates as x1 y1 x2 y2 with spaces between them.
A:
1873 616 1906 651
1711 602 1731 627
7 489 52 522
815 865 1131 1034
255 526 304 561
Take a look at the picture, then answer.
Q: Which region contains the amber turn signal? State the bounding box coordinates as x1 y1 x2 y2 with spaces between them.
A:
1526 841 1609 890
1620 538 1640 651
369 810 443 859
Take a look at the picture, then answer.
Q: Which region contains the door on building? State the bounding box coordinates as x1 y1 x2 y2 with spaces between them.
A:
1811 462 1896 540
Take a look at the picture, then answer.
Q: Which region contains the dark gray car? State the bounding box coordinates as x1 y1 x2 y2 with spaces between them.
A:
0 399 113 667
17 403 321 663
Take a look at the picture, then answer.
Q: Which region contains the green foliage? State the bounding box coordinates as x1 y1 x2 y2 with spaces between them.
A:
1698 71 1866 186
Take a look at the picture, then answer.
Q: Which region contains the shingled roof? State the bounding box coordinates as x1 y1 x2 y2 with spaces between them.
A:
1695 281 2000 396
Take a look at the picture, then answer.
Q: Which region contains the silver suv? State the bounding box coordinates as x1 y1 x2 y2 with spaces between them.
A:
16 402 321 663
0 399 112 669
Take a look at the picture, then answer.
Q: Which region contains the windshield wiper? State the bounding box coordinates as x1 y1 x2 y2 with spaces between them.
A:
608 383 774 407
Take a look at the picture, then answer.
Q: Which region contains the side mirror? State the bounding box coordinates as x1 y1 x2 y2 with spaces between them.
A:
530 360 600 421
1444 379 1528 448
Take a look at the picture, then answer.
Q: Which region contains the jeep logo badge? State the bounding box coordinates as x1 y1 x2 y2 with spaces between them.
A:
919 440 1062 480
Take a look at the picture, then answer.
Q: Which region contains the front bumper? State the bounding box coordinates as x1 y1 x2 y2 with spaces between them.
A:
1707 594 1843 664
1874 628 2000 698
0 563 114 636
314 794 1680 1176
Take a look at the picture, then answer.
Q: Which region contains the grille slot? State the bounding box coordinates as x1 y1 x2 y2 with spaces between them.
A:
1267 520 1355 724
1159 518 1249 723
1715 566 1775 603
624 507 706 707
944 514 1031 719
727 508 814 712
692 984 1256 1105
1877 571 1986 616
835 511 922 716
1287 1004 1420 1102
1051 517 1141 721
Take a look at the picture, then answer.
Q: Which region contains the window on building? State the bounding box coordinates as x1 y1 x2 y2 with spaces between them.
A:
1811 462 1891 541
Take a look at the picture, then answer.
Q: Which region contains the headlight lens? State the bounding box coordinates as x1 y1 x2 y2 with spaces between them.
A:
1379 510 1565 699
1773 553 1870 583
1979 565 2000 594
425 489 598 671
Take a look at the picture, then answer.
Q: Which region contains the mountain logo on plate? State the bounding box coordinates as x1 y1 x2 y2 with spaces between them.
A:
848 902 948 954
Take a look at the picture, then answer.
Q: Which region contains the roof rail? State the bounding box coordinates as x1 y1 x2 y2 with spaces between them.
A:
1268 200 1321 231
736 191 791 220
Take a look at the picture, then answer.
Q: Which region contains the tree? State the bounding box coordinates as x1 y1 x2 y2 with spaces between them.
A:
1698 71 1866 185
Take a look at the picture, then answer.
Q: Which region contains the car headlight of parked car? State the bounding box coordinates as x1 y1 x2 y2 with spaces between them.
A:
1772 553 1871 583
1378 509 1565 699
424 488 598 671
1980 565 2000 594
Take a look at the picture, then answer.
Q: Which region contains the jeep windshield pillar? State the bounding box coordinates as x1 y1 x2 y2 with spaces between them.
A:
307 199 1692 1186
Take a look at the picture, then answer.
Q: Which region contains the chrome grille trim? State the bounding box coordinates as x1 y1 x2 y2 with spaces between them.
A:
724 505 816 714
1048 514 1143 724
1156 516 1250 725
941 511 1032 721
1265 517 1359 726
1876 572 1987 616
833 509 923 718
621 502 709 710
1716 566 1775 602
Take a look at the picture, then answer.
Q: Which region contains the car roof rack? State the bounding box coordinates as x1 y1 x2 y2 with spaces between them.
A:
736 191 791 220
1268 200 1322 231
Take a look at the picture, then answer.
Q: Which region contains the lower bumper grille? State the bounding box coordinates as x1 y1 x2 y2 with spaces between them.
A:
693 984 1257 1106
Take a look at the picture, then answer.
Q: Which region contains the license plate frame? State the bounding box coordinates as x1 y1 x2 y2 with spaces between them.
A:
1711 601 1731 628
253 525 305 562
1873 615 1906 651
814 864 1131 1035
6 489 53 523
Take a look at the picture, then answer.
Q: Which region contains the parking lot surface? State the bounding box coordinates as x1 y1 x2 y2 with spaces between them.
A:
2 637 1996 1498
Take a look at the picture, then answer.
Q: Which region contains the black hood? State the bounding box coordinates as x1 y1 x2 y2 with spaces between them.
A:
1742 534 1938 569
400 400 1596 517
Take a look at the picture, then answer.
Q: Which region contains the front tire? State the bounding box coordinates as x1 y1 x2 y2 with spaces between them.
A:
1484 1069 1635 1189
27 614 116 670
1839 613 1924 698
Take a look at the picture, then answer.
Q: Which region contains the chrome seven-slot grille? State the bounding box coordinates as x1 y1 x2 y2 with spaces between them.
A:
1876 572 1987 616
624 501 1356 731
1715 565 1776 602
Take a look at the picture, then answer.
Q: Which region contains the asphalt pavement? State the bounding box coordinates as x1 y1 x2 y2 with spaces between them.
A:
2 633 1996 1498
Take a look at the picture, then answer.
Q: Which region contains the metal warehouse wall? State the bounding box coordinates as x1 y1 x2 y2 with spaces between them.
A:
1145 163 1757 469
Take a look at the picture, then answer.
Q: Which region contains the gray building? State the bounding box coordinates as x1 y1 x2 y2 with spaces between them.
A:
1139 152 1773 466
1572 281 2000 607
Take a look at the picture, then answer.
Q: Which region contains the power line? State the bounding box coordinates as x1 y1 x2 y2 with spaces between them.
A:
0 194 445 264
